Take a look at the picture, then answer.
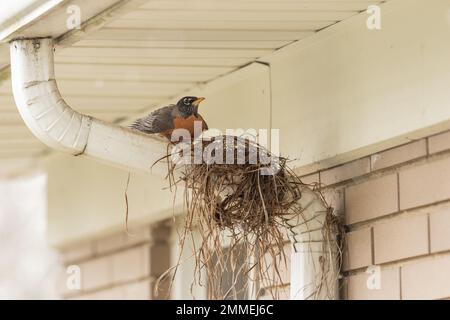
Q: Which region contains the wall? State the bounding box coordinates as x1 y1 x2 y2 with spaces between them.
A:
265 0 450 174
264 129 450 300
0 173 59 299
44 0 450 247
45 0 450 300
44 62 271 246
44 153 181 247
57 128 450 300
58 222 171 300
341 129 450 300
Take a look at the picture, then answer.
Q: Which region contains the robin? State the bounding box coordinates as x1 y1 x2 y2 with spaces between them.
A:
130 96 208 141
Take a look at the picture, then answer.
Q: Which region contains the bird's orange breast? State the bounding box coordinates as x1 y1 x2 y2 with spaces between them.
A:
163 115 208 140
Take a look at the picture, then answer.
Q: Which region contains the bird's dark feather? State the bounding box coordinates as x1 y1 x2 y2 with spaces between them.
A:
130 105 176 133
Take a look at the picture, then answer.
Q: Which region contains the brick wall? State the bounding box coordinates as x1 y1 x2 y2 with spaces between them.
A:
57 222 171 300
257 129 450 300
57 129 450 300
332 130 450 300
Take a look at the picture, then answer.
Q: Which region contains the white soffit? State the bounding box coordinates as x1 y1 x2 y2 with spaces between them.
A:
0 0 385 174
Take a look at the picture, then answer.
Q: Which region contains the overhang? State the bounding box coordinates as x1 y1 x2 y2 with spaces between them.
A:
0 0 385 176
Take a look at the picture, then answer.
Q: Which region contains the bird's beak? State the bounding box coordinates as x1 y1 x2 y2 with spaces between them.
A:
192 97 205 107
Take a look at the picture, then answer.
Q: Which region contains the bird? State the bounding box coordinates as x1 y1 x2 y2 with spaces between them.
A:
130 96 208 141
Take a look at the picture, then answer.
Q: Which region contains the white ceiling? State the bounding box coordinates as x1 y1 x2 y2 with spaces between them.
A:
0 0 385 174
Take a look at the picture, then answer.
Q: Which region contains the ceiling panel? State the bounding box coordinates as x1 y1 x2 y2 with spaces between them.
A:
0 0 386 173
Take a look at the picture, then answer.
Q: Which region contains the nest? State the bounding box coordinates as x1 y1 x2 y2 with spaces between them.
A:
154 135 342 300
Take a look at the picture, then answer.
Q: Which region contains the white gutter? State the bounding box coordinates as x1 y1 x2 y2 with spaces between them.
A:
10 38 167 174
285 187 339 300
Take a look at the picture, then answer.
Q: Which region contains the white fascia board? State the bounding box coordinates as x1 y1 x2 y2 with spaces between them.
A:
0 0 67 42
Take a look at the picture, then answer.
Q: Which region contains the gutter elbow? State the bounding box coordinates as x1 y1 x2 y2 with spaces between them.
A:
10 38 167 174
11 38 91 155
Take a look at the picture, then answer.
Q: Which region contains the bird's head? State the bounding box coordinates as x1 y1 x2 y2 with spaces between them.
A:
177 96 205 116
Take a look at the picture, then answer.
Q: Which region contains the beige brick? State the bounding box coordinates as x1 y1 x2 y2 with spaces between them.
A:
151 223 172 242
344 228 372 271
374 214 428 264
67 295 84 300
300 173 319 185
320 158 370 186
150 243 170 277
95 234 125 254
402 254 450 300
80 256 113 291
95 227 151 255
345 174 398 224
124 226 152 246
60 243 94 263
371 140 426 171
89 287 124 300
429 130 450 154
400 157 450 210
122 280 151 300
68 292 99 300
112 245 149 283
347 266 400 300
430 206 450 253
151 276 171 300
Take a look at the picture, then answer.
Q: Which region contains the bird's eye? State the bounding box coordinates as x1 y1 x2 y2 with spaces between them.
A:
183 98 189 105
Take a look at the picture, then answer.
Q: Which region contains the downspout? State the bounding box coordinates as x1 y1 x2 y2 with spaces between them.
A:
10 38 167 174
253 60 339 300
284 187 339 300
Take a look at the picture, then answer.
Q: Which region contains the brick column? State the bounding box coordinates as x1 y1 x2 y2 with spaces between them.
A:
149 221 172 300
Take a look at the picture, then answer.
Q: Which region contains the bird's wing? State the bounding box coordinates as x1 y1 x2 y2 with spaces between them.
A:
130 105 175 134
